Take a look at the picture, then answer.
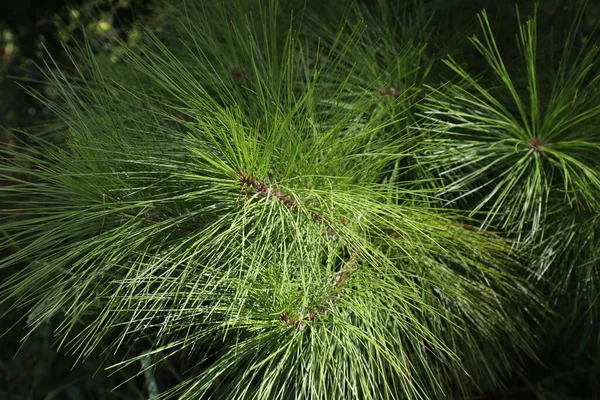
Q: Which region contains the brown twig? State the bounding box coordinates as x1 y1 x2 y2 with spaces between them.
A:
237 172 298 210
279 250 358 327
171 109 194 122
236 173 361 327
527 137 547 157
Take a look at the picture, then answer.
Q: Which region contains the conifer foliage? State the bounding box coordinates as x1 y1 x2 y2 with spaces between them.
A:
1 0 598 398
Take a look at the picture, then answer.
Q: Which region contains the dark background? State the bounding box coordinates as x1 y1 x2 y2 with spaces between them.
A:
0 1 598 399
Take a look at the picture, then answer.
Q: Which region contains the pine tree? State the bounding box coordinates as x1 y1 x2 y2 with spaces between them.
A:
1 0 597 398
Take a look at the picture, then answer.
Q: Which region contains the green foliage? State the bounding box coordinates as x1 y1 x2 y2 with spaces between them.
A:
420 4 600 326
1 0 598 398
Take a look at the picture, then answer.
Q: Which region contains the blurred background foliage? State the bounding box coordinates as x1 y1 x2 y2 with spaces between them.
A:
0 2 157 398
0 0 148 142
0 0 599 399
